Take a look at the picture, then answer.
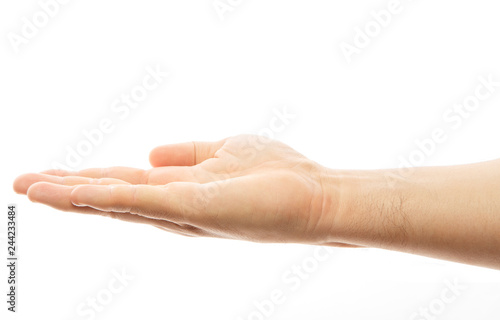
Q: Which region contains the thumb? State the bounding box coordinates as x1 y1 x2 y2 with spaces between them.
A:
149 138 226 167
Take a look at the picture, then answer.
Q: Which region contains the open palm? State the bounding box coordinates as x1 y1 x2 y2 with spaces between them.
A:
14 135 343 245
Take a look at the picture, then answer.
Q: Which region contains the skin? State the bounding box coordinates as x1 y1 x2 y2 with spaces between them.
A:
13 134 500 269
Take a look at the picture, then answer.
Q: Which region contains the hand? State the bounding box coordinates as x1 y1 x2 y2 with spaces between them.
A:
13 135 348 246
14 134 500 268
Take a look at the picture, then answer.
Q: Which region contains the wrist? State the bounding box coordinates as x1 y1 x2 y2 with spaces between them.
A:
320 167 409 248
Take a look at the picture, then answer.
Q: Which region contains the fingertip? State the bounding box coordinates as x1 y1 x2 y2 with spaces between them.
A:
15 173 58 195
149 143 192 167
149 146 162 167
149 141 222 167
13 173 31 194
26 181 48 202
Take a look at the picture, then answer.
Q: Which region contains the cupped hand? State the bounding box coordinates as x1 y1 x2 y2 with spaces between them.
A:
13 135 347 246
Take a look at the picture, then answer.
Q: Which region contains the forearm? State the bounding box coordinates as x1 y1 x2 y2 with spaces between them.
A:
324 159 500 269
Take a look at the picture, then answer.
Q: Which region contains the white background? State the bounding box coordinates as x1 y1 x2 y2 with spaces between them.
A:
1 0 500 319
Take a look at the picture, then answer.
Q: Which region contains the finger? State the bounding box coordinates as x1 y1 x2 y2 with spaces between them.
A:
149 138 226 167
28 182 112 215
70 183 200 224
14 173 129 194
42 165 230 185
42 167 147 184
26 182 202 235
